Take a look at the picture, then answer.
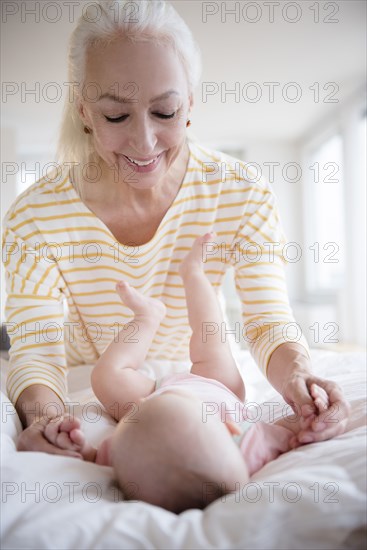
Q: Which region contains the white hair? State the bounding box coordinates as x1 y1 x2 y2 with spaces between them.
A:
57 0 202 179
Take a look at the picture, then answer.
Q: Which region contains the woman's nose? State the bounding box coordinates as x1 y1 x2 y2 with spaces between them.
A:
128 115 157 154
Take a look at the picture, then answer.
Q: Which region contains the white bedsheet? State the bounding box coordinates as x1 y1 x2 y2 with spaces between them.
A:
1 349 366 550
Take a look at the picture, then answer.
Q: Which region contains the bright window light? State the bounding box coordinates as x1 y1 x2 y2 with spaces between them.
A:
306 134 346 294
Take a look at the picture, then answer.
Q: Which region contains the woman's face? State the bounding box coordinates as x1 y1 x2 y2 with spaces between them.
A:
79 36 193 189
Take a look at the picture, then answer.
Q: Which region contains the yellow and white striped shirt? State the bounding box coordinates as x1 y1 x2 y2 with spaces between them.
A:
2 139 309 406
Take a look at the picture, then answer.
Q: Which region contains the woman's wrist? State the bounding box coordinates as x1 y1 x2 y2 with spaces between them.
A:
15 384 66 428
266 342 312 396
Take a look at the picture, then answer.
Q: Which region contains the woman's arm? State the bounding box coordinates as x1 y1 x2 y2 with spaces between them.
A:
3 223 68 416
15 384 65 428
266 342 312 405
230 178 350 444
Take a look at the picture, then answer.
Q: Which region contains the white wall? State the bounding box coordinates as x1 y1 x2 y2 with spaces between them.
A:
296 91 366 350
243 140 304 302
1 128 18 324
1 1 366 351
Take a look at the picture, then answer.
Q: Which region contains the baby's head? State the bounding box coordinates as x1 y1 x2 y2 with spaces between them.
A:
110 391 249 513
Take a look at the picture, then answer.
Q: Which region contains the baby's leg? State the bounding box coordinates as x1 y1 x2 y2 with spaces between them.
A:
92 282 166 421
97 281 166 370
179 232 245 401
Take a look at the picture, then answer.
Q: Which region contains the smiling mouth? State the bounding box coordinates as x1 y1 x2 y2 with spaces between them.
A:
123 153 163 166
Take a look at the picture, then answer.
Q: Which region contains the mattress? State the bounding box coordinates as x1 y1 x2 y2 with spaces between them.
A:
1 348 366 549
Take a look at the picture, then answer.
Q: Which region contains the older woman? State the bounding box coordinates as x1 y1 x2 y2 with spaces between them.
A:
3 0 349 457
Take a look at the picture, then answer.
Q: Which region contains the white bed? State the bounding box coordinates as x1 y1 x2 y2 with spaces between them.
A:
1 348 366 550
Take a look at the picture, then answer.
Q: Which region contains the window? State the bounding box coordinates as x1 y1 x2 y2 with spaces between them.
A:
300 96 366 349
16 152 52 195
303 133 346 296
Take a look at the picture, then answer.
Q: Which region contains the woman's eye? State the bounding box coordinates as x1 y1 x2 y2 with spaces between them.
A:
154 112 176 119
104 112 176 123
104 115 128 123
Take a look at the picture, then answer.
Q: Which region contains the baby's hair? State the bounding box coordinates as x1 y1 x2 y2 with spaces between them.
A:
57 0 202 184
111 392 246 513
118 465 231 514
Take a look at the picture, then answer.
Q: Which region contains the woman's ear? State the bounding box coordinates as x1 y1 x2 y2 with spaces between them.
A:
77 100 90 127
188 93 194 112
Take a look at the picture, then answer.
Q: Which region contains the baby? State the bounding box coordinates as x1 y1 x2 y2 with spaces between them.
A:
45 233 327 513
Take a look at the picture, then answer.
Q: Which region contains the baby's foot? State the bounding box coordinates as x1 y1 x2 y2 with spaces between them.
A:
309 383 329 432
44 414 81 451
310 383 329 413
179 232 217 279
67 425 97 462
116 281 166 321
44 415 97 462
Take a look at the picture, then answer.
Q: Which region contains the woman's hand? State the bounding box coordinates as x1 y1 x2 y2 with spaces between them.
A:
283 373 351 444
16 414 84 459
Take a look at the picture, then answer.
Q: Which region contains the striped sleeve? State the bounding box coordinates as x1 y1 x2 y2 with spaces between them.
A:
232 181 310 377
2 223 68 406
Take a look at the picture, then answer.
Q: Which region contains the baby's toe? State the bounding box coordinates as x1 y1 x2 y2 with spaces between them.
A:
59 415 81 432
69 428 86 447
55 431 80 450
